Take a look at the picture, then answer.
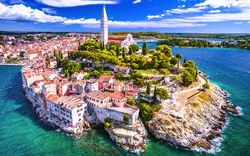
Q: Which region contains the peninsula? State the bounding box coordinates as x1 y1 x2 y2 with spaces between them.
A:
2 5 242 154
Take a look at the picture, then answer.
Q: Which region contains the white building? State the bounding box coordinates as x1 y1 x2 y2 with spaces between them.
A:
108 34 137 50
71 72 87 81
86 80 98 92
100 5 108 46
26 51 38 60
86 91 139 125
46 95 88 127
113 65 131 77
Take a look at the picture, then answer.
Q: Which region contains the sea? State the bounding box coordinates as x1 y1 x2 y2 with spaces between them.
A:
0 43 250 156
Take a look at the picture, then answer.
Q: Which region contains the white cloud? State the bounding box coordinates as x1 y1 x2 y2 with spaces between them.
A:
235 22 243 24
42 8 56 14
168 9 250 23
147 14 165 20
63 17 206 28
195 0 250 9
0 3 66 23
178 5 185 8
133 0 141 4
248 21 250 24
166 6 206 14
36 0 118 7
208 10 221 13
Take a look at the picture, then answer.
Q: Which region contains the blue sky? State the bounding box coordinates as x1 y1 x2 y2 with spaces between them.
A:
0 0 250 33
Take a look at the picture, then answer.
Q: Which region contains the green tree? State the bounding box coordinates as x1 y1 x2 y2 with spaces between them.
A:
159 68 170 76
176 53 183 69
104 118 113 128
122 47 126 59
53 50 56 58
142 42 148 55
139 103 154 122
62 59 81 76
78 40 101 51
123 113 130 124
182 69 195 86
156 45 172 57
45 56 50 67
128 47 133 55
116 45 120 57
129 44 139 52
116 72 123 80
163 46 172 57
19 51 25 58
170 57 178 67
203 83 210 89
156 88 169 101
153 86 157 103
146 82 151 95
64 70 69 79
56 51 63 68
127 97 137 107
78 40 81 51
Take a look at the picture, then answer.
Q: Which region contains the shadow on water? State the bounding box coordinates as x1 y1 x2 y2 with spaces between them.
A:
3 71 57 132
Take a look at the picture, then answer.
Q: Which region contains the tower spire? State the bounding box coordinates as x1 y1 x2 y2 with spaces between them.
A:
102 4 107 20
100 4 108 46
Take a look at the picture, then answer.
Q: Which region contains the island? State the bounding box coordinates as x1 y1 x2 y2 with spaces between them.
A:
20 38 241 153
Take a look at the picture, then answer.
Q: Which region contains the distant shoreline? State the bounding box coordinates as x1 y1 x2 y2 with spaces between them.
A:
0 63 25 66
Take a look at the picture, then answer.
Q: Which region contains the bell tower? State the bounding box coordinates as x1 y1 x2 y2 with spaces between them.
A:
100 4 108 46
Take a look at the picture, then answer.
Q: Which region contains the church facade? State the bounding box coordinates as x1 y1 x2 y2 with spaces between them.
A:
100 5 137 49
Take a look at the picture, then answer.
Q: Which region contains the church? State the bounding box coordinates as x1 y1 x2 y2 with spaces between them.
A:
100 5 137 50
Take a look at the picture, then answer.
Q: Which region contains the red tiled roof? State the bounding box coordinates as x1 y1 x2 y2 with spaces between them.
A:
111 91 125 100
108 35 126 40
55 81 68 87
114 65 130 70
47 94 59 102
87 91 110 100
28 51 37 55
98 76 114 83
108 40 122 44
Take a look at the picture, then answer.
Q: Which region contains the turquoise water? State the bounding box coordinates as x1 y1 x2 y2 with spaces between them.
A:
1 46 250 155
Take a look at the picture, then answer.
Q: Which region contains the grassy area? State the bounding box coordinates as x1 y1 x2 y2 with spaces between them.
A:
198 92 211 104
189 102 200 108
135 69 159 75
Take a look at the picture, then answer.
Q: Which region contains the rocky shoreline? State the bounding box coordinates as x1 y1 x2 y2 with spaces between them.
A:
146 82 241 152
24 92 91 136
24 90 148 153
105 120 147 153
23 77 241 153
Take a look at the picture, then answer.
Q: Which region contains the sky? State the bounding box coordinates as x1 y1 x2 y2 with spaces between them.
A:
0 0 250 33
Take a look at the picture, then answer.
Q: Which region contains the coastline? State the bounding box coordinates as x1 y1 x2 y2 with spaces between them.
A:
22 85 91 136
21 70 147 153
146 78 242 153
20 63 241 153
0 63 25 66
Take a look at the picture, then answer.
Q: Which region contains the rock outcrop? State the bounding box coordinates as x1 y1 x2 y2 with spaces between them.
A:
147 83 241 152
105 120 147 153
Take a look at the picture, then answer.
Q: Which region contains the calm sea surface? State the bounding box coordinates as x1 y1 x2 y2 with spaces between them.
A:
0 44 250 155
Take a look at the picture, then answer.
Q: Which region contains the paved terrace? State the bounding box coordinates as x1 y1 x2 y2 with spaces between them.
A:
107 104 138 115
